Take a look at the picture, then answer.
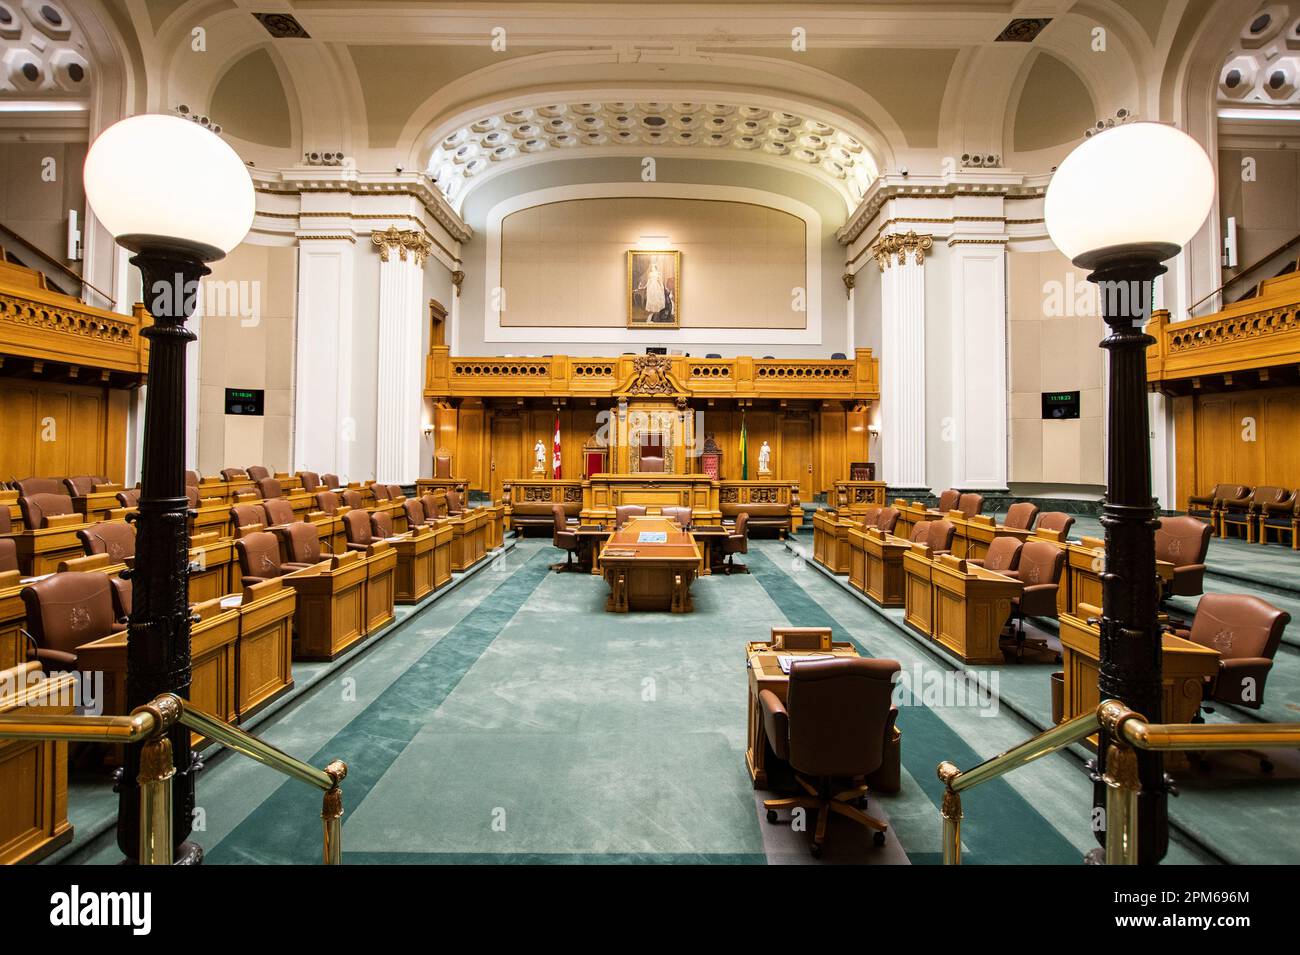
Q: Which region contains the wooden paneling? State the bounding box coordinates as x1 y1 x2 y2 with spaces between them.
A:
0 379 127 484
1176 385 1300 507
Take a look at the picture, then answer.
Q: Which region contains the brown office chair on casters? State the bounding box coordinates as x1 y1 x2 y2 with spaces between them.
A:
78 521 137 561
1004 541 1065 661
723 512 749 574
761 657 901 856
1155 516 1211 598
1177 593 1290 771
551 504 579 571
247 465 271 482
660 506 692 528
20 572 127 670
1003 502 1039 531
321 473 341 490
968 536 1022 575
936 489 960 512
874 507 899 534
1035 512 1075 539
297 471 322 492
262 498 295 526
274 522 326 568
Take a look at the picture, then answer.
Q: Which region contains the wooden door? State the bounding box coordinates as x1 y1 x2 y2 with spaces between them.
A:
489 413 523 504
779 415 814 500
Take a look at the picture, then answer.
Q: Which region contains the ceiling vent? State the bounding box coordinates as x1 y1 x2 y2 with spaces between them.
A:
253 13 310 39
995 18 1052 42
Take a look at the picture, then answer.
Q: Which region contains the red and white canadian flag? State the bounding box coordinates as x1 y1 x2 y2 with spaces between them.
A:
552 413 562 479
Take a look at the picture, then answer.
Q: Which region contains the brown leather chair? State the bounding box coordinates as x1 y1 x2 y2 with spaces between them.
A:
370 483 391 502
262 498 295 526
386 484 404 501
256 476 283 500
20 493 76 529
0 538 16 574
220 467 248 481
1154 516 1211 598
185 486 201 508
956 493 983 518
247 466 271 482
639 456 665 473
444 489 466 517
909 520 932 543
1260 492 1299 548
78 521 136 561
1186 482 1248 529
341 489 364 510
936 489 960 512
1003 502 1039 531
1179 594 1290 771
420 492 445 520
15 477 63 497
273 522 326 569
551 504 579 572
185 470 201 488
874 507 899 534
231 503 266 533
315 491 340 515
1180 594 1289 712
968 536 1022 576
297 471 322 492
761 657 900 856
321 473 341 490
63 475 96 497
1007 540 1066 658
116 488 141 508
615 505 646 528
1036 512 1075 539
21 572 125 669
403 499 430 528
370 511 396 539
926 520 956 555
1220 486 1286 540
434 452 453 479
661 506 692 528
236 531 293 585
342 510 374 552
722 512 749 573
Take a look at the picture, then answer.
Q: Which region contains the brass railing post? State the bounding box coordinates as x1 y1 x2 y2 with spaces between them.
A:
322 760 348 865
1103 740 1141 865
937 761 963 865
135 697 182 865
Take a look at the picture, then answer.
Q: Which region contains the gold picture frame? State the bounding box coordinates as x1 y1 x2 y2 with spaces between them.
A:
626 250 681 328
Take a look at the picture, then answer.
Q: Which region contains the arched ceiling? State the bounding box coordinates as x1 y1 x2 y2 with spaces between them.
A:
15 0 1247 228
1218 3 1300 109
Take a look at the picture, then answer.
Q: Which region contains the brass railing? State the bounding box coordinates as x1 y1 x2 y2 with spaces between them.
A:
936 699 1300 865
0 692 347 865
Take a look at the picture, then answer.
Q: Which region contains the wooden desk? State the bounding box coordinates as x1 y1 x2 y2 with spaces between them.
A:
12 522 88 576
360 541 397 634
576 525 611 575
448 509 488 571
812 509 855 574
1065 537 1173 616
0 571 27 670
70 486 124 524
894 500 928 540
482 503 505 551
189 500 230 539
391 527 437 604
307 511 346 555
690 525 728 576
847 526 868 591
903 544 936 636
1 490 21 532
744 640 860 788
600 517 701 613
77 599 241 746
862 528 912 607
429 520 453 588
0 666 76 863
232 578 296 719
281 553 367 661
582 473 719 526
931 554 1022 664
1058 610 1218 770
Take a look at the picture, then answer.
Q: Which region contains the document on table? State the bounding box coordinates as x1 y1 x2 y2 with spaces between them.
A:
777 653 835 674
637 532 668 543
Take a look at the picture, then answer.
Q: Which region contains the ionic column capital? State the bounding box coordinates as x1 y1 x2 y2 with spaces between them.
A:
871 230 934 271
370 225 434 267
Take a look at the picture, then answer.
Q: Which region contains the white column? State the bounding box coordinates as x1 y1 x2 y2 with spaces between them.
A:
293 237 356 479
949 242 1009 490
372 228 429 484
877 232 930 489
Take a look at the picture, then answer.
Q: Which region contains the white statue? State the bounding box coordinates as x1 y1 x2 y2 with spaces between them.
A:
533 439 546 473
758 440 772 474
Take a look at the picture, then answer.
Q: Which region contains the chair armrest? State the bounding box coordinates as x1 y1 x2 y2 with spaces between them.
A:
758 689 789 761
967 558 985 568
1018 583 1058 616
1169 564 1205 597
1186 494 1213 506
34 647 78 667
1261 500 1294 517
241 574 273 587
1213 657 1273 708
345 542 369 552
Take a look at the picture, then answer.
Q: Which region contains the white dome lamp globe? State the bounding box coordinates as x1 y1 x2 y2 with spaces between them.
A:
84 113 255 264
1045 121 1214 275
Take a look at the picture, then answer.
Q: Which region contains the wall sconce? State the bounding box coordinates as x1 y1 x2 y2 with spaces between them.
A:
422 425 434 439
637 235 671 250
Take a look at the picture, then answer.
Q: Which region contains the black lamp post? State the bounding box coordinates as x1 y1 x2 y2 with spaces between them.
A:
1045 122 1215 864
83 114 256 863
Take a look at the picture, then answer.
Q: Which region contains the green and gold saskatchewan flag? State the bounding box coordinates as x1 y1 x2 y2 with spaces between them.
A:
740 411 748 480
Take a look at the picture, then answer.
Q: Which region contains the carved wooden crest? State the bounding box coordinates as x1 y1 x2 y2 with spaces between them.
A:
615 353 689 399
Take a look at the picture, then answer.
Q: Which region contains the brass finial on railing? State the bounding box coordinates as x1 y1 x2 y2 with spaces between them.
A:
322 760 349 866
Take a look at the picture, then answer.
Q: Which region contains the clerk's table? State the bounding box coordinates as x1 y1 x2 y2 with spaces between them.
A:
600 516 702 613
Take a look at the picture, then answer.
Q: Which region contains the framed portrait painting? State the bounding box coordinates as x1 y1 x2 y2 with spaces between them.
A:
626 250 680 328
